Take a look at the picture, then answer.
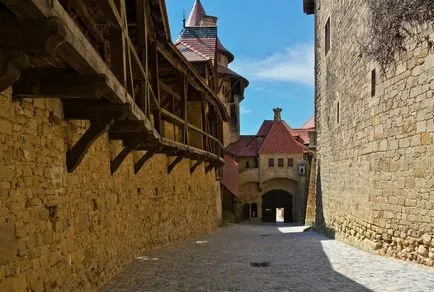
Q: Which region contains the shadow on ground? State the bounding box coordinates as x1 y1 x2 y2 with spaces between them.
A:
102 224 371 291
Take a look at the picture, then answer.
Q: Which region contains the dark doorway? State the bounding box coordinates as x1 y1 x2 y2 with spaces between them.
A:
262 190 293 223
243 203 250 220
251 203 258 218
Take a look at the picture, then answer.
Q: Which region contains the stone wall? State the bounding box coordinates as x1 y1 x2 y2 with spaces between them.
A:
314 0 434 266
0 87 221 290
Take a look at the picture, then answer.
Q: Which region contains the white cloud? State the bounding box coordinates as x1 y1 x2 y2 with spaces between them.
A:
231 44 314 87
240 105 252 114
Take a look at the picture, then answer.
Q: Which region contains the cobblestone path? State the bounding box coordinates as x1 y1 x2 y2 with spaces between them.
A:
103 224 434 292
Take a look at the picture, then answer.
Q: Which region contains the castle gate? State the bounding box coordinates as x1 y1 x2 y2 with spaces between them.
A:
262 190 294 223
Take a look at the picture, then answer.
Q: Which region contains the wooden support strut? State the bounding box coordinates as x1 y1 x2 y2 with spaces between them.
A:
167 155 183 174
205 162 215 174
67 119 114 172
190 160 203 174
134 149 157 174
110 142 138 175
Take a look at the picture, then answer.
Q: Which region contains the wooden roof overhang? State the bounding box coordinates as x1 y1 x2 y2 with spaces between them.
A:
0 0 224 174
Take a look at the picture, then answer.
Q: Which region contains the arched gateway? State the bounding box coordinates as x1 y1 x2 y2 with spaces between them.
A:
262 190 293 223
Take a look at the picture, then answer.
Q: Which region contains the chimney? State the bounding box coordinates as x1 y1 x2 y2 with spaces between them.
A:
273 108 282 121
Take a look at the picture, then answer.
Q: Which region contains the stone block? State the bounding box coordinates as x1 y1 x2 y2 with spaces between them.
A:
0 222 17 265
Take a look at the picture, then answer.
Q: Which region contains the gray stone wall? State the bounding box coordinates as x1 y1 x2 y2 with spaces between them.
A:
314 0 434 266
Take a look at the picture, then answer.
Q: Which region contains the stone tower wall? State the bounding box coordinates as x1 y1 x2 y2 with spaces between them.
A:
0 87 221 290
314 0 434 266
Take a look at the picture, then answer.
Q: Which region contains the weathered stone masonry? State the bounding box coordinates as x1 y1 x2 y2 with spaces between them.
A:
0 87 220 290
308 0 434 266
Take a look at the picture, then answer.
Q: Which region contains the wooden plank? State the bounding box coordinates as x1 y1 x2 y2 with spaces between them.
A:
67 119 114 172
167 156 183 174
13 69 109 99
110 143 138 174
63 100 131 120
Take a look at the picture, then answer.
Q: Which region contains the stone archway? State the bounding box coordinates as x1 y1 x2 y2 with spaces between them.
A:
262 190 293 223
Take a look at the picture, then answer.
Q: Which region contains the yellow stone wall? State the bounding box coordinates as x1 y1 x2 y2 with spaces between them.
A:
0 87 221 290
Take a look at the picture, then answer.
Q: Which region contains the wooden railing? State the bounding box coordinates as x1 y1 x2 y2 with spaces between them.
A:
0 0 226 174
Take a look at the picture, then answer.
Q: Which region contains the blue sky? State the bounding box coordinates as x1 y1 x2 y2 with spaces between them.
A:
166 0 314 134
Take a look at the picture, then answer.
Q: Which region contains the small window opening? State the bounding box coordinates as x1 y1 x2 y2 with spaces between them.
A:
325 17 331 55
278 158 284 167
268 158 274 167
246 161 250 169
337 102 340 124
288 158 294 167
371 69 376 97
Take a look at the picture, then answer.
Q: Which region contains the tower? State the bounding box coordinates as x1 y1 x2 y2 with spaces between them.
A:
175 0 248 147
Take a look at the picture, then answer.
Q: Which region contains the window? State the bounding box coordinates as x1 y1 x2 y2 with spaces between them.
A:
336 101 340 124
278 158 284 167
245 161 250 168
325 17 331 55
288 158 294 167
268 158 274 167
371 69 376 97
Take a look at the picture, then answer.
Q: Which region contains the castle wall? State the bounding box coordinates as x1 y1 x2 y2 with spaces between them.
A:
0 87 221 290
314 0 434 266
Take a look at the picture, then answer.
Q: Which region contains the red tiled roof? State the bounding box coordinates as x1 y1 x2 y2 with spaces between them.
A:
301 115 315 129
227 136 258 157
258 121 309 154
293 129 309 144
257 120 273 136
176 37 216 61
176 42 209 62
185 0 206 27
222 154 240 197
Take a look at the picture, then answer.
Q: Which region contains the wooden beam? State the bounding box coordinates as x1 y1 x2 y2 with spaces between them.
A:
167 155 183 174
67 119 114 172
134 149 156 174
63 100 131 120
69 0 105 45
0 17 66 54
110 143 138 175
159 80 181 100
190 160 203 174
13 69 109 99
0 50 30 92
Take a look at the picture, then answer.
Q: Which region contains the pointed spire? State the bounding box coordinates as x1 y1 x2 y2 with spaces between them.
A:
185 0 206 27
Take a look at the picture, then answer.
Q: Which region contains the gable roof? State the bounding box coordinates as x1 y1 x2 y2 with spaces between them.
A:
258 121 309 154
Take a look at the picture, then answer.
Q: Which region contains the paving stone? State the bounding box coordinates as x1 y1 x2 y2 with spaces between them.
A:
103 224 434 292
